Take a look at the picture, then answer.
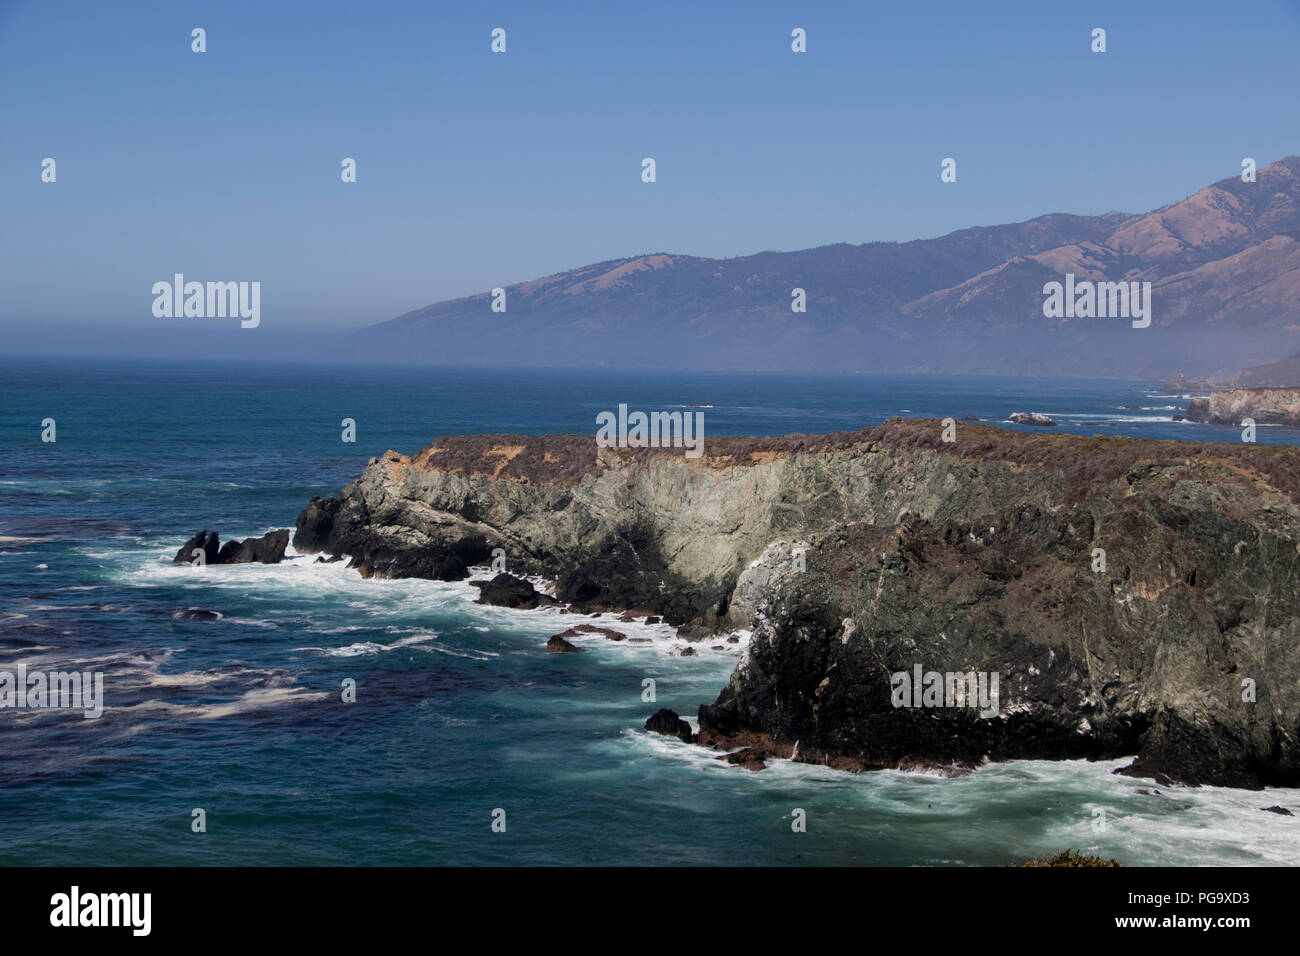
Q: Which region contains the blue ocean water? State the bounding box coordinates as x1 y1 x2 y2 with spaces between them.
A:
2 357 1298 866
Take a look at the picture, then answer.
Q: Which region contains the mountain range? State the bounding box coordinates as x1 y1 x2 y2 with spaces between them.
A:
356 157 1300 379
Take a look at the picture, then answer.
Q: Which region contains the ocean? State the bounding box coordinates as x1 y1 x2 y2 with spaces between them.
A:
2 356 1297 866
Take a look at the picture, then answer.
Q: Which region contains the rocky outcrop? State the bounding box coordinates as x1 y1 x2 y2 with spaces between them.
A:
173 529 219 565
1162 373 1219 392
552 624 627 642
217 529 290 564
1008 412 1057 426
294 419 1300 788
700 458 1300 789
644 708 695 743
294 485 488 581
172 529 289 565
471 573 558 609
1185 387 1300 427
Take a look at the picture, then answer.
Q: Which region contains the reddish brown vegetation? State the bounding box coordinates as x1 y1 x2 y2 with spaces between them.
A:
401 419 1300 506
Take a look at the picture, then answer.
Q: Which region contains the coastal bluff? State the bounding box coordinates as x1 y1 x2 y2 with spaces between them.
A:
1186 387 1300 428
293 420 1300 789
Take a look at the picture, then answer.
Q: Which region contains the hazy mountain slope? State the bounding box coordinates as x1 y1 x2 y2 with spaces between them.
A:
357 158 1300 377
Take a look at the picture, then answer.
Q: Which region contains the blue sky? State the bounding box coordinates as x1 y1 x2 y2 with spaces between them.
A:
2 0 1298 334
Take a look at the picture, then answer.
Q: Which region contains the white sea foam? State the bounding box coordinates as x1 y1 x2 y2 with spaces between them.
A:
615 732 1300 865
1049 412 1178 423
190 685 327 719
316 632 442 658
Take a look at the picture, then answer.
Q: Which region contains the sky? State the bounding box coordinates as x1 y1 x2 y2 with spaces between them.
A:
1 0 1299 344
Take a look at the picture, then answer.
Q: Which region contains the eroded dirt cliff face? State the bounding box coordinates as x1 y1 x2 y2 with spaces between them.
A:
295 420 1300 787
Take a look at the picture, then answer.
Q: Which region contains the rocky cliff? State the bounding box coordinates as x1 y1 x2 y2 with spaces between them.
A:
294 421 1300 788
1186 387 1300 427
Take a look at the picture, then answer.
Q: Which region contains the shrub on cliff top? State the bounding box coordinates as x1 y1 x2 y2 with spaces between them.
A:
402 418 1300 507
1016 849 1121 867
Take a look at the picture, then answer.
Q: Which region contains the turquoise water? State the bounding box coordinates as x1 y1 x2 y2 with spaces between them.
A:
2 357 1298 866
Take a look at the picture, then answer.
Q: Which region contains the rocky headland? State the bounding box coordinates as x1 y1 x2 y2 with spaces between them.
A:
1185 387 1300 428
289 421 1300 789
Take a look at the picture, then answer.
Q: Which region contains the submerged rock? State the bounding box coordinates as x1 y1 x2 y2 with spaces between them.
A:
721 748 767 771
545 635 583 653
676 624 713 643
551 624 626 641
171 607 222 621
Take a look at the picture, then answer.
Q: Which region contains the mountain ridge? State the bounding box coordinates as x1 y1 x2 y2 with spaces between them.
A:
358 158 1300 378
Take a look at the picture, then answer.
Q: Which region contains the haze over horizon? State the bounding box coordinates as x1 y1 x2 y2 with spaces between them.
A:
2 0 1299 365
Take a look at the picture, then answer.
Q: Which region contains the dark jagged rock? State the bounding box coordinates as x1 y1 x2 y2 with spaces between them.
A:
471 573 558 609
1185 397 1211 422
721 748 768 771
553 532 709 626
173 529 219 565
173 528 288 565
700 493 1300 789
545 635 583 653
1261 805 1293 815
644 708 695 743
290 482 489 581
293 421 1300 789
217 529 290 565
294 495 341 552
552 624 626 641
